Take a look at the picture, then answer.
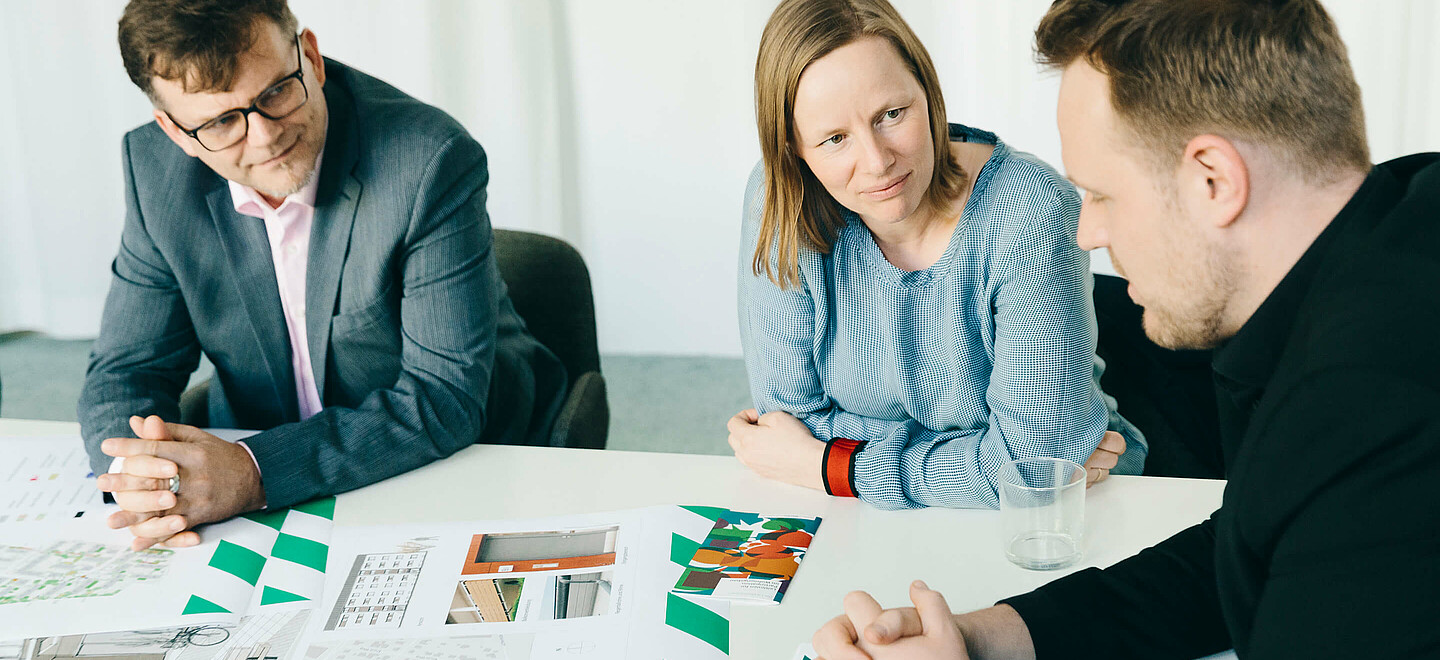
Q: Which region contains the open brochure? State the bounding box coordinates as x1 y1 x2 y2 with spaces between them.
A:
669 509 820 605
2 498 817 659
298 505 738 660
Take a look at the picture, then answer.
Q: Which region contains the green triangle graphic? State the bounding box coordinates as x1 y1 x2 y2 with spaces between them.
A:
182 595 231 615
260 586 309 606
670 532 701 567
290 497 336 520
209 540 267 586
241 509 289 531
272 533 328 572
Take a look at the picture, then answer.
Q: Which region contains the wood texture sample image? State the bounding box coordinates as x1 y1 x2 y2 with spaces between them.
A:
444 571 614 624
447 578 524 623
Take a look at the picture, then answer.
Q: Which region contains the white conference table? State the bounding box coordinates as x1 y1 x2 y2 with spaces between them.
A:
1 418 1224 659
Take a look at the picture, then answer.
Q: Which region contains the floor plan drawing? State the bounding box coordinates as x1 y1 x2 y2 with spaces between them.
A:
0 540 171 604
1 610 312 660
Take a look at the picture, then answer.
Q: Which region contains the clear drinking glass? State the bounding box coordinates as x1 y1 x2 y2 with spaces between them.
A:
999 457 1085 570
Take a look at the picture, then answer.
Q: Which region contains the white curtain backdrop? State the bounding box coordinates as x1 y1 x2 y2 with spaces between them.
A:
1 0 1436 356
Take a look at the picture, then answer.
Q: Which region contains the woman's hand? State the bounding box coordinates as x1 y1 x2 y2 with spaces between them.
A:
1083 430 1127 487
727 409 827 490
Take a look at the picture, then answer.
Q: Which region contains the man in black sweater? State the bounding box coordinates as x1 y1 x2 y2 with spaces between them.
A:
813 1 1440 658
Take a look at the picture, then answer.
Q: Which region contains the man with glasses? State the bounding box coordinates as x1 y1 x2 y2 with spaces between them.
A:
81 0 567 550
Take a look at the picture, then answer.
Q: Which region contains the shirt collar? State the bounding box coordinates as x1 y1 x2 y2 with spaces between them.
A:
1211 165 1385 390
228 151 325 219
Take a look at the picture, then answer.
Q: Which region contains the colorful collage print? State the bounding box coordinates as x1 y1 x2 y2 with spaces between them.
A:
672 512 820 605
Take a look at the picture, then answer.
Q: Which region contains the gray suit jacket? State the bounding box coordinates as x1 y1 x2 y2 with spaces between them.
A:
79 60 567 509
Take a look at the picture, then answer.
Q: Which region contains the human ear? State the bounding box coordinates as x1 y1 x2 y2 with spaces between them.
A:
152 108 200 158
301 29 326 87
1180 135 1249 229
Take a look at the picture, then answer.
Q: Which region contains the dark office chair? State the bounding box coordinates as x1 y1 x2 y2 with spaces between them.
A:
493 228 609 450
181 229 610 450
1093 273 1224 479
179 378 208 427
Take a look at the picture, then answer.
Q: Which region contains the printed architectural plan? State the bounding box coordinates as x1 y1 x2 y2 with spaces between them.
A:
0 540 171 604
0 497 337 641
302 507 739 660
1 610 312 660
325 552 426 630
0 433 819 659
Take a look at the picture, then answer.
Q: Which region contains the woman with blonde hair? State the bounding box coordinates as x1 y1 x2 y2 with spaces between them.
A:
727 0 1145 509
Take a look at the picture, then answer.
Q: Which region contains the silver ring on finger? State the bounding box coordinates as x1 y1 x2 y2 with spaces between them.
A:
168 474 181 495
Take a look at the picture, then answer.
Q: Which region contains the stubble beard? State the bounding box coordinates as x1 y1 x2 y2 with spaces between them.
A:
251 103 327 200
1139 196 1238 351
255 161 316 200
251 131 319 199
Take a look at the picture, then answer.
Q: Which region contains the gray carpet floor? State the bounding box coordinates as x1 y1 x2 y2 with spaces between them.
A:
0 332 747 456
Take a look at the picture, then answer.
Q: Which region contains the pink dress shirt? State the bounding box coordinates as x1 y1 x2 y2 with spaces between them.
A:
228 156 326 423
109 160 326 484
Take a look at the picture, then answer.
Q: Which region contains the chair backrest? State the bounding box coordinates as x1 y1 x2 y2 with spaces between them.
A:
492 229 601 385
1092 273 1222 479
493 229 608 450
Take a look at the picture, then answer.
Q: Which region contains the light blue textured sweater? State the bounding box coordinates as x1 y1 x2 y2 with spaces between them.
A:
738 124 1146 510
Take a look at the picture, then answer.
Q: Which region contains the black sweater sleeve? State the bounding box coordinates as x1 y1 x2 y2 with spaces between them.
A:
1002 366 1440 660
1000 517 1230 660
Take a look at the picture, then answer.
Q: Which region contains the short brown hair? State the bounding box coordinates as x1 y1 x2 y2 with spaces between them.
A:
119 0 299 102
1035 0 1369 182
752 0 966 288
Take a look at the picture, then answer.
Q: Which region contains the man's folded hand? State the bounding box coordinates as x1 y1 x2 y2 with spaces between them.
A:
98 414 266 551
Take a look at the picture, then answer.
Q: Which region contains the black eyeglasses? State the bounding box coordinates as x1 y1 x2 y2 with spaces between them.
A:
166 35 309 152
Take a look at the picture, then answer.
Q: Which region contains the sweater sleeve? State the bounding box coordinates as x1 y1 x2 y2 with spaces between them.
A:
737 163 1121 510
851 188 1119 509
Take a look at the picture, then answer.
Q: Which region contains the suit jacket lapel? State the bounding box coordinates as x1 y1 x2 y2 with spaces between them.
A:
307 69 362 402
207 186 301 421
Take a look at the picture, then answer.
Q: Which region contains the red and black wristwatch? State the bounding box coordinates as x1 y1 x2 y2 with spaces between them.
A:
822 437 865 498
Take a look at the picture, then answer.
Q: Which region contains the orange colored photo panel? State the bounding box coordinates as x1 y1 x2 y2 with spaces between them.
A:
459 526 619 576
